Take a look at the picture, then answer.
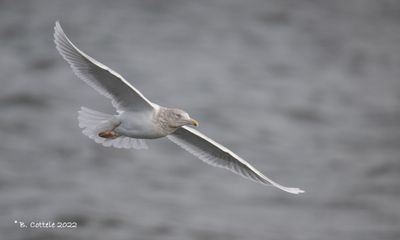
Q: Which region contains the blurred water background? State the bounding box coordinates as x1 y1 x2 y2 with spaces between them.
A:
0 0 399 239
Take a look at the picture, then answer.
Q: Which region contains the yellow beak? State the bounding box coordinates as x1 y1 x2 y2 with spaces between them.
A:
190 118 199 127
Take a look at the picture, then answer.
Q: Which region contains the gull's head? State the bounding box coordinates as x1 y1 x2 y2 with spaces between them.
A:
166 108 199 128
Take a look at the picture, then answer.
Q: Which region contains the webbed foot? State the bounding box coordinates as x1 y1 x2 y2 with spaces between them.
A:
98 130 120 139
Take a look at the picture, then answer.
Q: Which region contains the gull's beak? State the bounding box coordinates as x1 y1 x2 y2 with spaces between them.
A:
190 118 199 127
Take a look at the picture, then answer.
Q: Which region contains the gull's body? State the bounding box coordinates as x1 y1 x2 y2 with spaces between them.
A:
116 110 164 139
54 21 304 194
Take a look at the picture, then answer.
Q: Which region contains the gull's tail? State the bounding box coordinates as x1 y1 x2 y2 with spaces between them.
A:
77 107 148 149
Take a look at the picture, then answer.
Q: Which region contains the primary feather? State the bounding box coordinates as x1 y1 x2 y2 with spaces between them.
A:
54 21 155 112
168 126 304 194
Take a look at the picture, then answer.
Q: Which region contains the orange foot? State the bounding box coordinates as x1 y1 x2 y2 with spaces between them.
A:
98 130 119 139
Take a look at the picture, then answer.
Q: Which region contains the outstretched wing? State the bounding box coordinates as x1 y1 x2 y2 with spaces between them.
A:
54 21 155 112
168 126 304 194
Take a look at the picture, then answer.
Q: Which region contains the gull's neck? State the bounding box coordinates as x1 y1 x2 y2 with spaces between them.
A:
156 106 177 135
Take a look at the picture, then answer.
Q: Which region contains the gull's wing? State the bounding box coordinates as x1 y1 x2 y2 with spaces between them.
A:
54 21 155 112
168 126 304 194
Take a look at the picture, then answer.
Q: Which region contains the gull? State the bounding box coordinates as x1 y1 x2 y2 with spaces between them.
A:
54 21 304 194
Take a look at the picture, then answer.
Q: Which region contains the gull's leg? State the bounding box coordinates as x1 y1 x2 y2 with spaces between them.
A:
98 130 120 139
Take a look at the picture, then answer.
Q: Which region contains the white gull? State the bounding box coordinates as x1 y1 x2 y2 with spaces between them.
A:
54 21 304 194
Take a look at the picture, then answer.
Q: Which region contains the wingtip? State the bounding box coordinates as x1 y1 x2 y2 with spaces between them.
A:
54 20 64 35
53 21 61 41
53 21 64 54
272 183 305 194
287 188 305 194
53 20 72 55
54 20 60 31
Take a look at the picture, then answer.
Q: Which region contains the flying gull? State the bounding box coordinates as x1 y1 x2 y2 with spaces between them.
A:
54 21 304 194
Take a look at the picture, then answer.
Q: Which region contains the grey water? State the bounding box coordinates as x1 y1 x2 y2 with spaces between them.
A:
0 0 399 239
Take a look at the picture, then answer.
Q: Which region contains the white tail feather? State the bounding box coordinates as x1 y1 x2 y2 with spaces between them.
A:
77 107 148 149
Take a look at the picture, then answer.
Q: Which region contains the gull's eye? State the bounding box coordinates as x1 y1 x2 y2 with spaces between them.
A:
177 113 182 118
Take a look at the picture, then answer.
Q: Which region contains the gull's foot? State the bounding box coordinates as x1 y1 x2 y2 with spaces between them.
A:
98 130 119 139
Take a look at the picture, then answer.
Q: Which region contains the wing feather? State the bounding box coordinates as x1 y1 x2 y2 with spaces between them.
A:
54 21 155 112
168 126 304 194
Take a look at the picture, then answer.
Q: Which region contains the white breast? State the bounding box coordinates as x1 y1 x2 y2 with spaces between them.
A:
114 110 165 139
